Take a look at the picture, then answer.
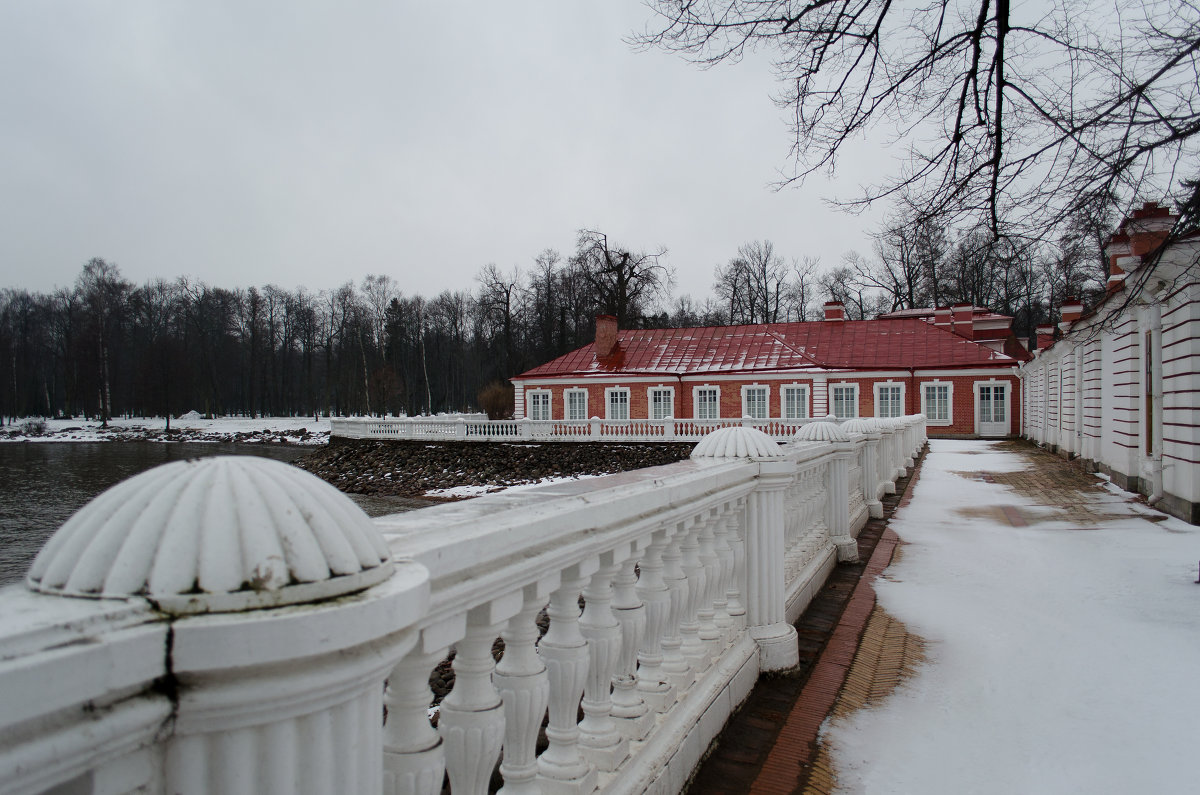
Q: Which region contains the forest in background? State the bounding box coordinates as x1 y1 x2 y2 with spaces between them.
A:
0 213 1115 421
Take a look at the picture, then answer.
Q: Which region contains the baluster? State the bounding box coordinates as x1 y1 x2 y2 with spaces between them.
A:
610 546 652 739
383 647 447 795
635 527 676 712
495 587 552 795
537 563 598 794
660 520 691 690
440 610 507 795
696 510 722 652
678 516 707 671
725 499 748 632
711 503 735 645
578 550 630 771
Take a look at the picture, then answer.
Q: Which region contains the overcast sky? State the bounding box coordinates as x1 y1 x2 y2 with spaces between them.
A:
0 1 891 304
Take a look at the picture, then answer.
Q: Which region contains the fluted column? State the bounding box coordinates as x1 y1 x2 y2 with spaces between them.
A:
494 588 551 795
635 527 676 712
725 500 747 633
744 460 800 671
861 428 884 518
827 440 859 563
660 521 690 689
578 550 630 771
711 503 736 644
537 563 598 795
610 548 652 739
384 647 448 795
696 510 722 650
678 516 708 670
439 611 507 795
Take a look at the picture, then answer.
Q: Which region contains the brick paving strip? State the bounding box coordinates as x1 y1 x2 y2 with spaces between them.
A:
685 450 926 795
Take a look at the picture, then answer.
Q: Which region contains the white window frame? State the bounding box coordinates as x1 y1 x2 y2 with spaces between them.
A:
564 388 588 421
920 381 953 426
782 384 810 420
527 389 552 421
831 383 859 419
692 385 721 420
873 381 906 418
741 384 770 419
605 387 630 420
647 386 675 420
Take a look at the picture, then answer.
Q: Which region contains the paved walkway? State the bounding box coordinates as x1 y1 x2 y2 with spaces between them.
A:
687 439 1167 794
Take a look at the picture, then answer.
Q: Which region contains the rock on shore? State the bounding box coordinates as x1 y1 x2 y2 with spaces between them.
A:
298 439 695 500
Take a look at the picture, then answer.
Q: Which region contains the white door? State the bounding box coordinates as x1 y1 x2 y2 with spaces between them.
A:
978 383 1010 437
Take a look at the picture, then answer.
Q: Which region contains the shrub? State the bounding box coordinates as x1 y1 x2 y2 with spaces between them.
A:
20 418 48 436
477 381 515 420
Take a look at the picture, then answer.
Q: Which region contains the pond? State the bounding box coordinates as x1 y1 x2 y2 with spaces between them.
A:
0 442 416 588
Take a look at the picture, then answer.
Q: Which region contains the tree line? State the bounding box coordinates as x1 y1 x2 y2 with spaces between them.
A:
1 217 1115 422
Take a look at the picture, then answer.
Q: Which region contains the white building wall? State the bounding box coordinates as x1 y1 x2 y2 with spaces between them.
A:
1020 239 1200 524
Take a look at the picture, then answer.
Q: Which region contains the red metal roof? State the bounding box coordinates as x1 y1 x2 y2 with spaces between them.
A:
517 319 1018 379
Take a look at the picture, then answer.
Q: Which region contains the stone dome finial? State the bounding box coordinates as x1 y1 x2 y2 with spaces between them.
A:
691 426 784 459
840 418 878 436
792 414 849 442
26 456 394 615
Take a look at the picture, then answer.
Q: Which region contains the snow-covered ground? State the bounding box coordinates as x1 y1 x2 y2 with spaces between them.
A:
823 440 1200 793
424 473 604 499
0 416 330 445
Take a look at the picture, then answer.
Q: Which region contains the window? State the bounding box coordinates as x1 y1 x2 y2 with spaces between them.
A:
831 384 858 419
783 385 809 419
565 389 588 421
922 383 952 424
606 387 630 420
694 387 720 419
742 385 769 419
528 391 551 421
649 387 674 419
875 383 904 418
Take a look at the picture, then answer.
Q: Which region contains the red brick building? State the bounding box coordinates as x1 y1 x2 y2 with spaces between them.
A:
511 303 1029 437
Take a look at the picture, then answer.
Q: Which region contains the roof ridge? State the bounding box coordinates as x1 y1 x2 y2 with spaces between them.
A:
763 326 825 368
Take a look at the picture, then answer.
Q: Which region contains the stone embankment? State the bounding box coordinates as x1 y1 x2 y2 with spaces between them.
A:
297 439 695 500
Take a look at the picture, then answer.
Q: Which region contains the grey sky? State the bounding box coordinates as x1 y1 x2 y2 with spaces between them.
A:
0 1 888 304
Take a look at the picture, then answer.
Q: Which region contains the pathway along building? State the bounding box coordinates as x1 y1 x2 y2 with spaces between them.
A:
1020 202 1200 524
512 304 1029 438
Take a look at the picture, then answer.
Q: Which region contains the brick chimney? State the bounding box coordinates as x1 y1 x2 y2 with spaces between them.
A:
951 303 974 337
1105 201 1179 293
823 301 845 321
594 314 618 357
1059 297 1083 333
932 306 952 328
1035 323 1056 351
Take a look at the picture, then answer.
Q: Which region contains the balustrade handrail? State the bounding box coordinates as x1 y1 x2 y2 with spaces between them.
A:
0 416 928 795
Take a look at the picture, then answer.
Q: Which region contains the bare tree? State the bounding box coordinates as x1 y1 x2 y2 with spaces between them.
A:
572 229 673 325
639 1 1200 245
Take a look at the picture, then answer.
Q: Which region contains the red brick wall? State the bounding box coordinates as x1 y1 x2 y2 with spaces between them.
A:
520 373 1022 435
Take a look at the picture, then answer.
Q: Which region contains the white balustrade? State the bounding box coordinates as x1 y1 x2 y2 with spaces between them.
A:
2 422 926 795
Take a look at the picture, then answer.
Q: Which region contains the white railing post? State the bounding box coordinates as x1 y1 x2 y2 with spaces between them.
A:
494 584 554 795
635 526 676 712
520 417 533 440
743 459 801 671
712 502 738 643
384 646 449 795
610 545 653 740
725 498 748 634
537 562 599 794
660 520 691 689
696 509 723 652
578 549 631 771
679 516 708 670
862 426 885 518
439 605 511 795
827 439 859 563
590 416 601 440
456 417 467 440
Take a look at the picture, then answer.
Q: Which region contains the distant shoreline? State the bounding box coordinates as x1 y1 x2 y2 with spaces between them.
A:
0 416 330 446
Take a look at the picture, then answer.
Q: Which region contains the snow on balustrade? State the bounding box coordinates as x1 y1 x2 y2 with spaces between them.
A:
0 421 926 794
333 416 821 443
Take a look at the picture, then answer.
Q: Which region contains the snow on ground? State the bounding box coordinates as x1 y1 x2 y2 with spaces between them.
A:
424 474 603 499
0 416 330 445
823 439 1200 794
